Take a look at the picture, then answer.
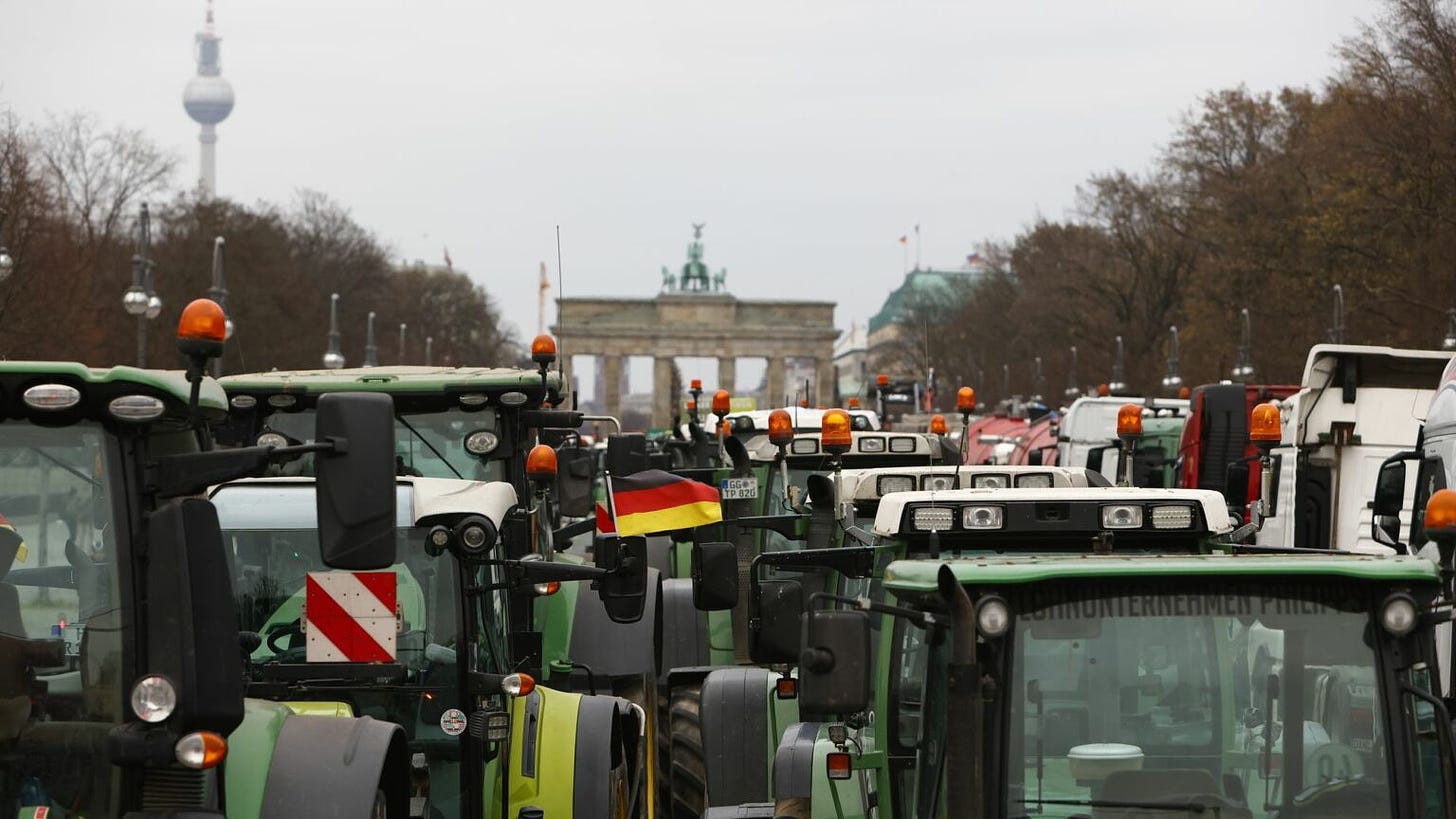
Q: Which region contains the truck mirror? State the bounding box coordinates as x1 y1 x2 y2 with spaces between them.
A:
597 536 647 624
144 499 244 734
315 392 398 570
749 579 803 665
798 609 871 716
1373 458 1407 517
1223 461 1250 512
607 433 649 477
690 541 737 611
555 444 594 518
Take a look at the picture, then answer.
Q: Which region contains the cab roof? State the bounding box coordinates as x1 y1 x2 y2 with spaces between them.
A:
209 476 516 528
220 365 563 395
0 361 226 416
884 551 1441 593
743 429 940 461
872 486 1235 537
840 465 1109 504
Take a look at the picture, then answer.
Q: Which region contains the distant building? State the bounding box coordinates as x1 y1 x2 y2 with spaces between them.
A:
867 255 990 375
834 321 870 403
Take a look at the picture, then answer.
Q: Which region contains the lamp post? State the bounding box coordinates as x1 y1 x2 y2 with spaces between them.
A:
1443 308 1456 352
1161 326 1182 396
1231 308 1255 380
364 312 379 367
398 323 407 364
323 293 345 369
121 203 160 367
207 236 231 376
425 336 433 367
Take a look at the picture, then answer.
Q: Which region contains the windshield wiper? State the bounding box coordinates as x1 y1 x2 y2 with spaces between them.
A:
395 415 462 479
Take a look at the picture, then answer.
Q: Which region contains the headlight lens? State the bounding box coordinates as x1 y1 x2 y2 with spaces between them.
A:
1101 504 1144 528
790 439 819 455
257 431 289 449
911 506 955 531
130 675 177 723
888 437 917 453
1016 474 1053 489
174 731 227 769
921 474 958 492
464 430 499 455
973 474 1009 489
858 437 886 453
501 672 536 696
109 394 166 422
876 475 915 496
962 505 1004 530
1150 505 1195 529
1381 594 1418 636
976 596 1011 638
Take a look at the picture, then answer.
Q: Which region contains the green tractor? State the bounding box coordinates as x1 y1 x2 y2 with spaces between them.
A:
215 361 657 817
0 306 407 816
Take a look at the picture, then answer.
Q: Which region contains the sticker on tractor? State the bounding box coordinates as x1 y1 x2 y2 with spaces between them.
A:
440 708 467 736
720 477 758 500
304 571 398 663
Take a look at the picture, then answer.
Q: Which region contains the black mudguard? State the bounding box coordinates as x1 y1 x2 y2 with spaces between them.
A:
568 567 663 680
573 694 629 818
258 714 409 818
658 578 712 685
772 721 822 800
701 667 778 806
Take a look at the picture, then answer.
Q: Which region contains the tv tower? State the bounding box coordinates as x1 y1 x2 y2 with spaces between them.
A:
182 0 234 197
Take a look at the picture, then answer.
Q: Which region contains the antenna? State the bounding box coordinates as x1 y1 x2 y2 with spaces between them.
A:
1328 284 1345 343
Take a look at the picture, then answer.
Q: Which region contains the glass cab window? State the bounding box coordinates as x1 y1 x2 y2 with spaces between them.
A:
1005 581 1395 819
0 421 122 816
257 407 505 482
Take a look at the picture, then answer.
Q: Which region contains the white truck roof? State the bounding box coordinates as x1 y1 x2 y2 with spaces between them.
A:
839 465 1108 504
209 476 517 529
742 429 940 461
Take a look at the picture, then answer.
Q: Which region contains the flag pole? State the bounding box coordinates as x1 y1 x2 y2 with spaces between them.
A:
914 224 921 271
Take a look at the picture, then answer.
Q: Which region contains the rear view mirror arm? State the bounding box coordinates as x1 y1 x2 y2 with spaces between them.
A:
807 590 944 631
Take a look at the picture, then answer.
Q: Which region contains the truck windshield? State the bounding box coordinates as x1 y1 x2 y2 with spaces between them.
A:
0 421 122 816
1005 582 1393 819
258 408 504 481
215 482 510 816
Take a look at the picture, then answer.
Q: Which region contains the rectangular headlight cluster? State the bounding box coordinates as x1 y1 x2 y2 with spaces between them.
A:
1100 504 1144 528
962 505 1004 530
877 475 915 496
911 506 956 531
1150 505 1195 529
888 437 918 453
858 437 886 453
921 473 958 492
790 439 819 455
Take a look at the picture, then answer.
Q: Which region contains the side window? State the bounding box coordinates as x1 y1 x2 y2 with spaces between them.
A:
1405 665 1450 818
1410 456 1447 550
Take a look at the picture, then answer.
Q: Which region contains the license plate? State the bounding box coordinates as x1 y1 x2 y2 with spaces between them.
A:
720 477 758 500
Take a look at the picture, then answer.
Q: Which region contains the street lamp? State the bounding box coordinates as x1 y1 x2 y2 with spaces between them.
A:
1444 308 1456 352
323 293 345 369
364 312 379 367
1160 326 1183 395
398 323 407 363
207 236 230 375
121 203 160 366
1231 308 1255 380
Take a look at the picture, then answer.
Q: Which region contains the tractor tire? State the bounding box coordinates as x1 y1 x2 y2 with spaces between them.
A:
660 680 707 819
614 674 652 818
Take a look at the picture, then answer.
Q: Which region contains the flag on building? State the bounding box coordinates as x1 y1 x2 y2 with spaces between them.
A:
898 235 908 245
607 470 722 537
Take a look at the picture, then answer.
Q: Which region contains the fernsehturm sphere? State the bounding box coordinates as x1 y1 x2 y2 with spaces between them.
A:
182 1 234 197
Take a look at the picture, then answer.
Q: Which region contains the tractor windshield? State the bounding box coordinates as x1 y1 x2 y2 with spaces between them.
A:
1001 581 1395 819
255 407 505 481
0 421 122 816
215 482 511 817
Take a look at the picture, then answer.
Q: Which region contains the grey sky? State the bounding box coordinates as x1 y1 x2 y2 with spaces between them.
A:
2 0 1374 363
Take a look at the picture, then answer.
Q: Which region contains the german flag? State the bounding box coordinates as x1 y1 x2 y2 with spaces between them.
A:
608 470 722 537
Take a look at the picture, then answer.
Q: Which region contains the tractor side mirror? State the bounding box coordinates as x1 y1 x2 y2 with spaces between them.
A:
596 536 648 624
798 609 871 716
690 541 738 611
555 443 595 518
607 433 649 477
1373 458 1407 517
1224 461 1251 515
750 579 804 665
315 392 398 570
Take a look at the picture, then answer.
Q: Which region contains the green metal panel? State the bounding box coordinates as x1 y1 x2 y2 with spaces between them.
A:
884 552 1442 593
539 570 580 686
0 361 227 413
225 698 295 819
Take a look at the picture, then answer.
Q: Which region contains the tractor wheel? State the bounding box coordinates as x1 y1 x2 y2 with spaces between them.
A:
614 674 652 818
660 680 707 819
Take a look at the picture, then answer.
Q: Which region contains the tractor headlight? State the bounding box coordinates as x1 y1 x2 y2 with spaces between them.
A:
453 516 498 555
130 675 177 723
1016 474 1053 489
876 475 915 496
1380 593 1418 636
975 596 1011 638
1101 504 1144 529
972 474 1009 489
962 505 1004 530
1150 505 1195 529
464 430 499 456
911 507 955 532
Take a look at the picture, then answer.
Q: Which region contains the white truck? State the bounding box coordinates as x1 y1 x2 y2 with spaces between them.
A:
1258 344 1453 553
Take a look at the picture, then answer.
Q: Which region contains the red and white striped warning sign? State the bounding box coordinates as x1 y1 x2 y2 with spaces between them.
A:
304 571 398 663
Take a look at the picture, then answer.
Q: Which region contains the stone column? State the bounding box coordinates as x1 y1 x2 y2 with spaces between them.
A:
602 354 624 421
717 356 736 397
765 356 787 408
816 357 836 408
652 355 675 431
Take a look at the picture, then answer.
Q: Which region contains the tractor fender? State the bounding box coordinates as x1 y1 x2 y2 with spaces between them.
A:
701 667 779 806
567 567 663 680
257 714 409 819
772 721 823 800
657 577 711 685
572 693 631 818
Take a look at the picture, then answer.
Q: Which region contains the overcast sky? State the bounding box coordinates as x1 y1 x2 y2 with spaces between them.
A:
2 0 1375 359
